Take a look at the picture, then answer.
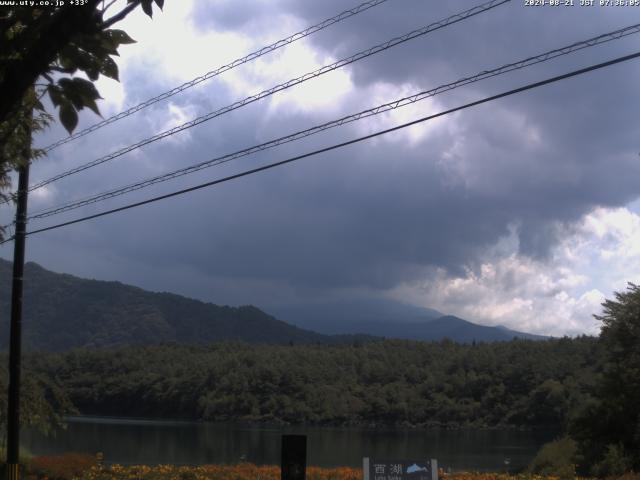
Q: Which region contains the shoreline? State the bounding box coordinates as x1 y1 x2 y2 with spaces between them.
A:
64 414 556 432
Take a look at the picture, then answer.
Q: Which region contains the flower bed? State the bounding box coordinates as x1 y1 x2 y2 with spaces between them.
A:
26 455 621 480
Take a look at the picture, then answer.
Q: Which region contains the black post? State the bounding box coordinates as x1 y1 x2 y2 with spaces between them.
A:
281 434 306 480
5 159 30 480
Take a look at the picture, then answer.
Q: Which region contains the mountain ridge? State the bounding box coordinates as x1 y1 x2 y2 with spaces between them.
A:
0 258 547 350
270 302 548 342
0 259 371 350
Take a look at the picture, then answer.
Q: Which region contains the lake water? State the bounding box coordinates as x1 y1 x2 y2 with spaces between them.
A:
23 417 557 472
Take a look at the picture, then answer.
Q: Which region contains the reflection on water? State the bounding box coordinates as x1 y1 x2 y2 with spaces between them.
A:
23 417 557 472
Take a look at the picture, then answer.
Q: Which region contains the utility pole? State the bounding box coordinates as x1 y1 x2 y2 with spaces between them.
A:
5 121 31 480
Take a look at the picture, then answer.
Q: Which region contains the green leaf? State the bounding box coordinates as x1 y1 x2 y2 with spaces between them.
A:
73 78 102 114
98 33 120 56
85 65 100 81
57 49 79 73
100 56 119 81
108 29 136 46
141 0 153 18
70 77 101 98
48 86 64 107
79 94 101 116
59 103 78 134
58 45 100 80
57 78 102 116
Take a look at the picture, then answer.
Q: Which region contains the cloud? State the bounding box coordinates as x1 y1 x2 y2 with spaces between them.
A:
2 0 640 336
391 207 640 335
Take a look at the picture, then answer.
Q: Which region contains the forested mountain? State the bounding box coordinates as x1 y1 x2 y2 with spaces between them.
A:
270 298 444 332
0 259 374 350
23 336 601 428
274 301 548 342
0 259 547 350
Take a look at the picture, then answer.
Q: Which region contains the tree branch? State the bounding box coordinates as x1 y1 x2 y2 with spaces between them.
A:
103 0 141 29
50 66 77 74
101 0 120 13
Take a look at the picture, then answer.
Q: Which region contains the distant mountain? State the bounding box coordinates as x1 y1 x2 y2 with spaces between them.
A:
269 298 443 334
400 315 548 342
494 324 547 340
270 301 548 343
0 259 546 350
0 259 374 351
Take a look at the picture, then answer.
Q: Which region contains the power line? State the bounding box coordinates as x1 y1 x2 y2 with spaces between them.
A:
29 0 509 191
22 0 510 195
40 0 392 153
1 49 636 245
24 22 640 222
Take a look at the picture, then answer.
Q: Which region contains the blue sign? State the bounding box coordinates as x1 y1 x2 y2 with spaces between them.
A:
363 458 438 480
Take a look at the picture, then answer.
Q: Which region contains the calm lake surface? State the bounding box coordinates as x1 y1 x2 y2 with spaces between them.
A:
23 417 557 472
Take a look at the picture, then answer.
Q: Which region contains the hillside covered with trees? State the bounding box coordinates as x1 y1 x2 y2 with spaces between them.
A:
0 260 377 350
20 336 600 429
0 259 545 349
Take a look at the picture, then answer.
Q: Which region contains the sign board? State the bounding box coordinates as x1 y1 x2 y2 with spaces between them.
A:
363 458 438 480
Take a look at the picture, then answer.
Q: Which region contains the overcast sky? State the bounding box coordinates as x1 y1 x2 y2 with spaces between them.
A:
2 0 640 336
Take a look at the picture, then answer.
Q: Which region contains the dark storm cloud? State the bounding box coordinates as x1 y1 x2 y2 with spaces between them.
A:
7 0 640 309
26 80 637 296
193 0 633 87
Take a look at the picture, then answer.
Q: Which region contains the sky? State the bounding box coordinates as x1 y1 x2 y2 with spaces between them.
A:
2 0 640 336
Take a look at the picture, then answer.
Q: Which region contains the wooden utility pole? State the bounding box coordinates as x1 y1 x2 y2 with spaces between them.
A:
5 125 31 480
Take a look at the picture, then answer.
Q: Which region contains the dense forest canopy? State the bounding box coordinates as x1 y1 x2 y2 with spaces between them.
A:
15 337 600 429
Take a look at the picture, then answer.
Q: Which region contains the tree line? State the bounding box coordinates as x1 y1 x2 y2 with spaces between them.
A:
17 336 600 429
